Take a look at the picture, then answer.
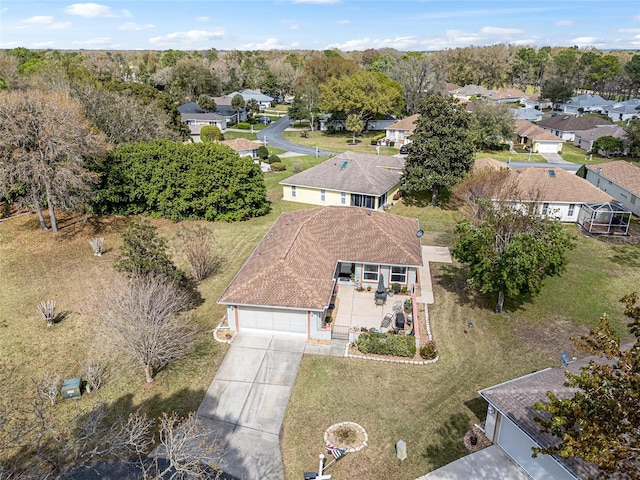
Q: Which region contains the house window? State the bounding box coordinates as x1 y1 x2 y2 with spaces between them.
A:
320 189 326 202
291 186 296 198
363 264 378 282
378 192 387 209
568 204 575 216
390 266 407 283
341 192 346 205
542 203 550 215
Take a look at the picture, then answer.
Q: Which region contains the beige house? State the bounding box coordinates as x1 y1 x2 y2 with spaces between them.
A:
220 138 261 158
385 114 419 146
514 119 564 154
280 152 404 210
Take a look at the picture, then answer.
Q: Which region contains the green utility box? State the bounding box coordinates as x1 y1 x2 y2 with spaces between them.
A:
61 377 82 400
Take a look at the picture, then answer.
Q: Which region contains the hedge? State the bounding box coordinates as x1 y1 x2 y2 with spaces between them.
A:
356 332 416 357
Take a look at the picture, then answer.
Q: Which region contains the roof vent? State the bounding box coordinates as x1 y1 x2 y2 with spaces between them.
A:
597 167 602 174
341 161 348 169
549 169 556 178
563 116 569 120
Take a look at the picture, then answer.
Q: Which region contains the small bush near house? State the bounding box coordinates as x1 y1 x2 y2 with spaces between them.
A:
389 140 395 147
420 341 438 360
271 162 286 172
292 162 303 173
268 154 281 164
257 145 269 160
356 332 416 357
236 122 251 130
391 283 401 294
370 133 385 145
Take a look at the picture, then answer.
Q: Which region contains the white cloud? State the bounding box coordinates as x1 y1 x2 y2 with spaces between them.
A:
24 16 54 24
121 9 132 18
196 16 209 22
73 36 114 47
32 41 56 47
49 22 71 30
0 41 21 48
570 36 603 48
149 29 225 47
617 28 640 34
327 36 421 51
120 22 154 31
289 24 300 30
336 19 351 25
555 20 577 27
65 3 115 18
479 26 523 35
238 37 299 50
0 7 8 14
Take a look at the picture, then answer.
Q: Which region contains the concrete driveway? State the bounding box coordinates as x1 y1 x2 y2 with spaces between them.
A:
197 332 306 480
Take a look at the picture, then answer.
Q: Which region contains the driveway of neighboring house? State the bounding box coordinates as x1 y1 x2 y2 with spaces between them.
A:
538 152 572 164
197 332 307 480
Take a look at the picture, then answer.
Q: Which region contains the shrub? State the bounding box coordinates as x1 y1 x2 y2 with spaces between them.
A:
271 162 286 171
401 286 408 295
370 133 385 145
389 140 395 147
268 154 281 164
391 283 401 294
257 145 269 160
292 162 303 173
200 125 223 142
357 332 416 357
420 341 438 360
236 122 251 130
392 192 401 201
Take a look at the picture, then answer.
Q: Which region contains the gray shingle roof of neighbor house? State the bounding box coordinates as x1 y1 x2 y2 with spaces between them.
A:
218 206 423 310
227 89 274 102
178 101 237 119
514 119 564 142
575 126 626 144
479 347 632 480
537 115 614 132
455 84 490 96
280 152 405 196
587 160 640 197
559 93 610 109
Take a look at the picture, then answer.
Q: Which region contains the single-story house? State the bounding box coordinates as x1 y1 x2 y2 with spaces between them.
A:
218 206 423 339
510 107 544 122
536 116 614 142
603 98 640 122
226 89 274 110
280 152 404 210
178 102 228 141
514 120 564 154
385 114 419 146
219 138 261 158
524 94 553 110
319 114 396 132
475 157 614 222
573 126 626 152
585 161 640 216
452 84 490 100
482 88 528 104
555 94 610 115
479 356 605 480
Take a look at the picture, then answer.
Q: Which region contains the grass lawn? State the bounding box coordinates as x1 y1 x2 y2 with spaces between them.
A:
476 149 546 163
282 130 398 156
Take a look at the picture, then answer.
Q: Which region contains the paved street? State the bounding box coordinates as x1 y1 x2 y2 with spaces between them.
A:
258 115 336 157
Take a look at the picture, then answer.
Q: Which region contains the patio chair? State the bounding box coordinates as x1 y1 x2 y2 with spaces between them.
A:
392 301 403 313
375 295 385 307
381 313 393 328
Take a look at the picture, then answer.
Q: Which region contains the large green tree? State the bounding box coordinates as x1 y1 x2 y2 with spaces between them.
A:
533 293 640 479
625 118 640 157
96 140 269 222
319 70 404 130
541 77 574 104
289 83 321 130
452 201 576 313
231 93 245 124
402 93 476 205
470 101 515 150
592 135 624 158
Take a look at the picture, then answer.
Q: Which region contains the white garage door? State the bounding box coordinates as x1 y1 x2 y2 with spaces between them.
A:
537 142 559 153
497 417 575 480
238 307 307 336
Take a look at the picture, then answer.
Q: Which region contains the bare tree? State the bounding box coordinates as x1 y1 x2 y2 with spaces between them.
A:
174 225 220 282
452 165 515 223
81 358 107 392
0 89 108 232
145 412 224 480
33 372 61 406
95 274 200 383
89 237 105 256
36 300 56 326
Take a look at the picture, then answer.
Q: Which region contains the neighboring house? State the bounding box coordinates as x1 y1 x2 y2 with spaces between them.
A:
385 114 419 146
524 94 553 110
573 126 626 152
479 356 605 480
555 94 610 115
475 157 614 222
452 84 490 100
585 160 640 216
445 82 461 94
510 107 543 122
178 102 228 142
536 116 614 142
219 138 261 158
482 88 528 104
280 152 404 210
319 114 396 132
227 89 274 110
603 98 640 122
514 119 564 154
218 206 423 339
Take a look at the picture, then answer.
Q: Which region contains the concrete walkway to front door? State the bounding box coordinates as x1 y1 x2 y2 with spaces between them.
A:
197 332 307 480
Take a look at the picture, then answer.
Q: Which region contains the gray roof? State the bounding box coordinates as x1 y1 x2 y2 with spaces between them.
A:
606 99 640 115
178 101 236 119
280 152 404 196
559 94 610 108
456 84 490 96
537 115 613 132
574 126 626 143
228 89 273 102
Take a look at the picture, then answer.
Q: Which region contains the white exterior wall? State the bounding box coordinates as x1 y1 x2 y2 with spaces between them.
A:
496 414 577 480
586 170 640 216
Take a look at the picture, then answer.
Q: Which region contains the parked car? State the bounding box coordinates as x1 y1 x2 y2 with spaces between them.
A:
256 117 271 124
399 144 408 154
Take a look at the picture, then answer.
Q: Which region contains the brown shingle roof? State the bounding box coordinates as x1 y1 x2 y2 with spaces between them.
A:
537 116 613 132
387 114 419 132
218 207 423 310
280 152 404 196
515 119 564 142
474 157 508 171
586 160 640 197
511 167 614 203
220 138 261 152
484 88 528 100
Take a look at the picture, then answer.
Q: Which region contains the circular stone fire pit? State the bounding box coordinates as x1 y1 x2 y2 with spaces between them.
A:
324 422 368 452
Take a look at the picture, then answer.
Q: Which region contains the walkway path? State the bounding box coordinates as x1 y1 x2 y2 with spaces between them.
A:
418 246 453 305
197 331 346 479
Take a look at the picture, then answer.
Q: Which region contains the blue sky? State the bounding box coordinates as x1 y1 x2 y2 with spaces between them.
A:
1 1 639 51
